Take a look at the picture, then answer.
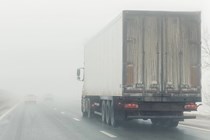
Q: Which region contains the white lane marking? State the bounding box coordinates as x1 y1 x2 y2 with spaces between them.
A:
73 118 80 121
0 103 19 121
100 131 117 138
179 124 210 132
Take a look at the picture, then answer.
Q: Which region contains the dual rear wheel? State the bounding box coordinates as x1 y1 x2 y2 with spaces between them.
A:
151 119 179 128
82 98 93 118
82 98 117 127
101 100 117 127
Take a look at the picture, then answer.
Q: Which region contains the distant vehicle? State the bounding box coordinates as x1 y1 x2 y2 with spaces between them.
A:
77 10 201 127
44 93 54 101
24 94 37 104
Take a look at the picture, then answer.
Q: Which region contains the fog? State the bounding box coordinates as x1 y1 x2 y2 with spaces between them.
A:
0 0 209 104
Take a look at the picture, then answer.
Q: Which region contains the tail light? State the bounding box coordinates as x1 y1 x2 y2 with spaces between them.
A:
124 103 139 109
184 102 198 111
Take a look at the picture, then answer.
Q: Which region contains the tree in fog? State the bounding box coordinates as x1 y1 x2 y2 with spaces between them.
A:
202 28 210 67
202 27 210 107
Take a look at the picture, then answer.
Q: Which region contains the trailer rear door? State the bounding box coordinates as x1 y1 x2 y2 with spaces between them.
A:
163 15 201 93
123 11 201 101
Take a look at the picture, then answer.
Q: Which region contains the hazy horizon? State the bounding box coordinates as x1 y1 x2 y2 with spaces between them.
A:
0 0 210 106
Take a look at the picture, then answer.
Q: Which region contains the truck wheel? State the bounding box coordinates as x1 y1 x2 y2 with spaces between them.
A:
87 99 92 118
81 98 87 117
106 101 111 125
102 100 106 123
168 120 179 128
151 119 166 127
82 112 88 117
161 119 179 128
110 101 117 127
151 119 159 126
151 119 179 128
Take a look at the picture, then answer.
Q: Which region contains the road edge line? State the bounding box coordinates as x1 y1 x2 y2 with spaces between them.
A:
179 124 210 132
0 103 19 121
73 118 80 121
100 131 117 138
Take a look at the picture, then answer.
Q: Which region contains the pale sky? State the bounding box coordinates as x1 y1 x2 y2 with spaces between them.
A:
0 0 209 99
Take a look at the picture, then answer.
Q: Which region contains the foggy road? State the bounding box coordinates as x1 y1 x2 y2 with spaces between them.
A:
0 100 209 140
0 0 210 140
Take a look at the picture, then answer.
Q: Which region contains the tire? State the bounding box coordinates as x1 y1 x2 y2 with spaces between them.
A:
81 98 87 117
101 100 106 123
162 119 179 128
151 119 159 126
82 112 88 117
168 121 179 128
151 119 179 128
110 101 117 127
151 119 166 127
106 101 111 125
87 99 92 118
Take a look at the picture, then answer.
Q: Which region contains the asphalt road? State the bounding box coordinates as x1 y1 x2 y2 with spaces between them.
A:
0 99 209 140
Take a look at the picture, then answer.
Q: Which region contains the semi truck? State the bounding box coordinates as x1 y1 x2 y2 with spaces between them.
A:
77 10 201 127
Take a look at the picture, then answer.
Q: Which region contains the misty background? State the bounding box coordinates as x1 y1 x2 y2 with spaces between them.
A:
0 0 210 113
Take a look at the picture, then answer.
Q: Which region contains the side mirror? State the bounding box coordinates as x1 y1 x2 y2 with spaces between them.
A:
77 68 84 81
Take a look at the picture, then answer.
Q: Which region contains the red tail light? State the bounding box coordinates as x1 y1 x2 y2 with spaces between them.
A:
124 103 139 109
184 102 197 110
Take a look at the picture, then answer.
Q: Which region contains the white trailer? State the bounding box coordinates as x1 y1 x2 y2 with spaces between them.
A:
77 10 201 127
